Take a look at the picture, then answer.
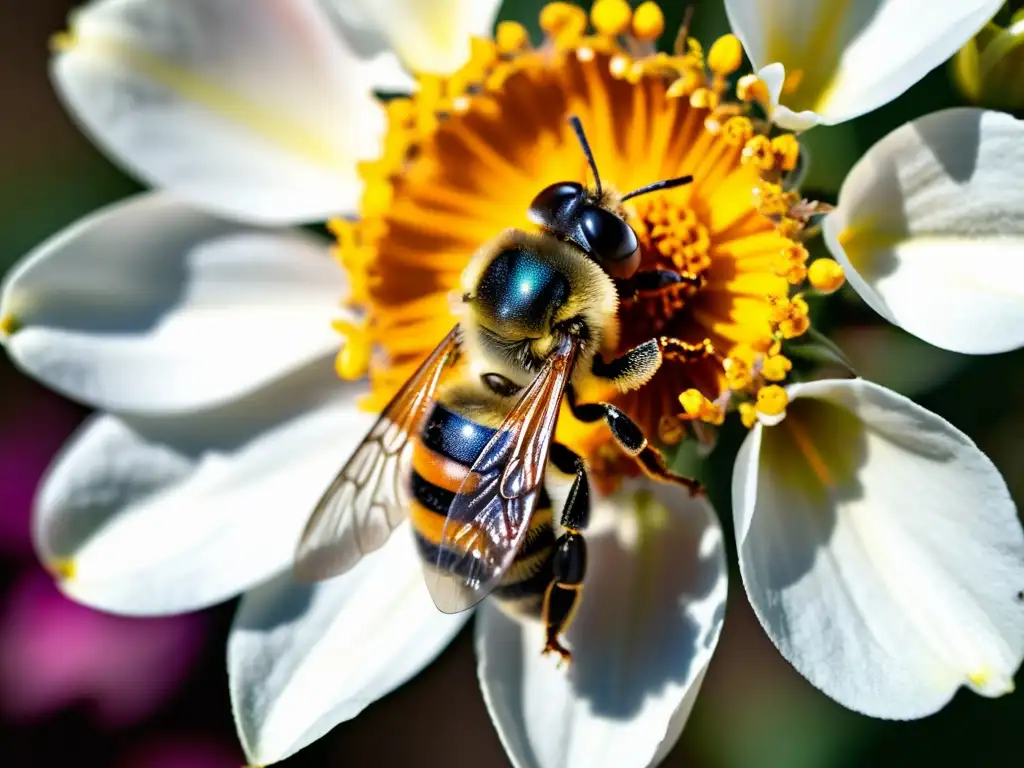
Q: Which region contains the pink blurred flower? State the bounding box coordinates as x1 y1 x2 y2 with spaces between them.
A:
117 735 241 768
0 571 204 725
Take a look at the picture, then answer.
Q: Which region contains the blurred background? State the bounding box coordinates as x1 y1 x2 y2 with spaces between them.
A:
0 1 1022 766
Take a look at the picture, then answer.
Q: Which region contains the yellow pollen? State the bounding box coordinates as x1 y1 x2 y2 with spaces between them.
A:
591 0 632 37
540 2 588 42
742 135 775 171
772 242 809 285
707 34 743 76
689 87 719 110
0 313 19 337
756 385 788 418
808 258 846 293
739 402 758 428
769 294 811 339
736 73 770 105
753 181 797 217
724 356 754 391
721 116 754 146
46 558 76 581
771 134 801 172
632 2 665 41
496 22 530 54
761 354 792 382
679 389 724 426
332 319 371 381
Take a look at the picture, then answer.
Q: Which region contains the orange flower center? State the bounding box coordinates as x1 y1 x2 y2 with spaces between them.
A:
330 2 841 479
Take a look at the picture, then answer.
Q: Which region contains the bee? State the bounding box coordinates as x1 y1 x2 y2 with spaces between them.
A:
294 117 711 662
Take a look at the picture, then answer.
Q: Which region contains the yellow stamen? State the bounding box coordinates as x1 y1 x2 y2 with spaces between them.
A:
761 354 792 382
591 0 632 37
736 73 770 105
689 87 719 110
739 402 758 428
632 2 665 41
772 242 809 285
46 558 76 581
724 356 754 391
768 294 811 339
808 258 846 293
496 22 530 54
540 2 588 42
707 34 743 77
756 384 788 418
678 389 724 425
332 320 371 381
721 116 754 146
0 313 19 337
771 134 801 172
741 135 775 171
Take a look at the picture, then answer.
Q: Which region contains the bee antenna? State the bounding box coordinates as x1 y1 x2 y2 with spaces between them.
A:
620 174 694 202
568 115 602 198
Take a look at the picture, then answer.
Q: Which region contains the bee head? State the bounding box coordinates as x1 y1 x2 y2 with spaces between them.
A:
528 116 692 280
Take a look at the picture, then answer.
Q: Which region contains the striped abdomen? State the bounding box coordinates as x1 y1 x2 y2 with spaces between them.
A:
409 401 556 617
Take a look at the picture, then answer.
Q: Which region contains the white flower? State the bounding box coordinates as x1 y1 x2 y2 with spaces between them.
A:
824 108 1024 355
733 378 1024 716
725 0 1003 130
2 0 1022 765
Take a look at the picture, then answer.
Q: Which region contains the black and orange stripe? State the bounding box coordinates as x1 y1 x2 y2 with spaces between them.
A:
409 401 556 617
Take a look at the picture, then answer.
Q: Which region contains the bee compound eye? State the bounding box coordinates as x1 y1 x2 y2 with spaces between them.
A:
580 205 639 264
528 182 585 228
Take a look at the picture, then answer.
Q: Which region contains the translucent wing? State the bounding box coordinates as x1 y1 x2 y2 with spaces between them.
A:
293 326 460 582
427 335 578 613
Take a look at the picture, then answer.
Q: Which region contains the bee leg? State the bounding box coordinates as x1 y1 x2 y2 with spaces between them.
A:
592 337 714 393
615 269 705 301
566 387 703 496
541 443 591 665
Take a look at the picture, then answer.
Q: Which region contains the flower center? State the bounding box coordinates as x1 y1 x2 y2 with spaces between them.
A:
331 1 844 478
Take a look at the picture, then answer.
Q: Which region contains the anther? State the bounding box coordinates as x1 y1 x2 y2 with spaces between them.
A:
496 21 530 54
761 354 792 382
739 402 758 428
707 34 743 77
679 389 725 425
808 258 846 293
736 74 770 105
721 116 754 146
771 134 801 172
332 319 372 380
689 87 719 110
591 0 633 37
742 135 775 171
632 2 665 41
756 384 788 418
540 2 588 42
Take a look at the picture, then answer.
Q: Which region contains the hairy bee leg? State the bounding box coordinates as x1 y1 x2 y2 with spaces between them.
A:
541 443 591 665
566 388 703 496
592 336 715 392
616 268 704 300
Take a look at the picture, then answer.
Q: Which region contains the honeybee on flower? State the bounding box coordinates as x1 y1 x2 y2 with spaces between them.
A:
1 1 1023 767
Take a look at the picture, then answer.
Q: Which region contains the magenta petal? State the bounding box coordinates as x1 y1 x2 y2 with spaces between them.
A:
0 571 206 726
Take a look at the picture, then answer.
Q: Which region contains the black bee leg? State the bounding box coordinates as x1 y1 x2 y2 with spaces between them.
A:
592 336 715 392
566 387 703 496
616 268 705 301
541 443 591 665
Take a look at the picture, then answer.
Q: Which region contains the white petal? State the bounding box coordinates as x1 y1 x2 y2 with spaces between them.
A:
52 0 385 223
824 108 1024 354
477 485 727 768
329 0 502 75
1 193 344 414
727 0 1002 126
34 369 375 615
229 530 468 765
733 378 1024 718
